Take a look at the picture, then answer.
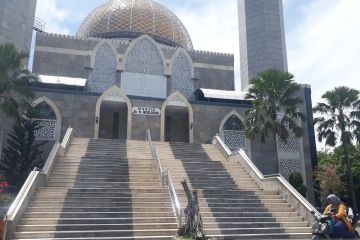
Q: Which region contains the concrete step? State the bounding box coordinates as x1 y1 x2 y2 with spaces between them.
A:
13 228 177 238
30 202 174 208
18 223 178 232
207 233 312 239
26 206 174 213
24 212 175 218
20 217 177 225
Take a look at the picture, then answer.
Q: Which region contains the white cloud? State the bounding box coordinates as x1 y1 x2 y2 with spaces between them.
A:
287 0 360 106
35 0 70 34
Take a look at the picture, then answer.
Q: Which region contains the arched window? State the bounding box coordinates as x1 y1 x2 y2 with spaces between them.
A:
221 114 246 151
34 102 56 120
32 101 59 141
224 115 245 131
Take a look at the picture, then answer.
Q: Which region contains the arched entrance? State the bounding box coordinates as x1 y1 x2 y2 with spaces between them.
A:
94 86 132 139
32 97 61 141
160 92 193 143
219 111 247 151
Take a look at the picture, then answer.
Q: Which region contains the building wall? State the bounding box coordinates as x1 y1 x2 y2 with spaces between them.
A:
32 33 235 91
0 0 37 53
3 86 315 202
298 85 317 203
238 0 287 90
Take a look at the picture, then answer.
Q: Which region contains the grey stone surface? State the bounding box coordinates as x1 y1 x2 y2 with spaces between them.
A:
130 99 162 141
0 0 37 54
297 85 316 204
195 68 234 90
33 34 235 91
238 0 287 90
33 51 90 78
251 136 277 175
32 90 98 138
189 52 234 66
192 104 248 143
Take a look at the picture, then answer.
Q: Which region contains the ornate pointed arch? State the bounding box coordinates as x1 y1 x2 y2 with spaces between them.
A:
219 110 249 152
170 48 195 99
160 91 193 143
123 34 166 75
88 41 118 93
90 40 119 69
219 111 245 133
170 48 194 78
94 86 132 139
32 96 62 141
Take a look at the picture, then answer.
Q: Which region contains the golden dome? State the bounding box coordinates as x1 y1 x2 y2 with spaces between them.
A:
77 0 193 49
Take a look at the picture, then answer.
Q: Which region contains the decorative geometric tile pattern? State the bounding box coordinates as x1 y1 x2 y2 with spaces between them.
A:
167 95 187 107
277 130 300 152
33 119 57 141
279 157 302 180
221 115 246 151
104 88 126 102
77 0 193 49
87 44 117 93
277 128 302 180
170 52 193 99
107 90 124 99
223 130 246 151
125 38 164 75
170 95 184 103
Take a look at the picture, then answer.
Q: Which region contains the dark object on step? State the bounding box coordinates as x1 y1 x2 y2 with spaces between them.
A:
177 180 207 240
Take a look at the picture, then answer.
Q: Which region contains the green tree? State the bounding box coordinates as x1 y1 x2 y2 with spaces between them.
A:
317 146 360 208
289 172 307 197
314 86 360 210
0 44 37 118
314 164 346 207
244 68 305 173
0 114 47 189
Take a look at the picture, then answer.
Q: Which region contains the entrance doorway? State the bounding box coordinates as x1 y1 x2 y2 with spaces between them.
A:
165 105 189 142
99 101 128 139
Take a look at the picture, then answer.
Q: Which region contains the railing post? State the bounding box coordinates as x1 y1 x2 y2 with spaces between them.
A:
146 130 182 228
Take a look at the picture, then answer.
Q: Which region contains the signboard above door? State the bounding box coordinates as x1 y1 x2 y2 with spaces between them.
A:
132 107 161 116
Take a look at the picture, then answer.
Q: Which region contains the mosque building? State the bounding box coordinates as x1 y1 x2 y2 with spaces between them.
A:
0 0 317 201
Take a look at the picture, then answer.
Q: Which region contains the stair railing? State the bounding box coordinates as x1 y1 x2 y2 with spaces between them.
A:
146 130 182 227
210 134 320 224
2 127 74 239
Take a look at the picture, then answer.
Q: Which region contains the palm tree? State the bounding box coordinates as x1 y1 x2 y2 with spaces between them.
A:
0 44 37 118
314 86 360 211
244 68 305 173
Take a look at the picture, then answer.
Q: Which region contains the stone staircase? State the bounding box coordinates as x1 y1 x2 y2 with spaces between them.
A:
154 141 312 239
11 138 177 239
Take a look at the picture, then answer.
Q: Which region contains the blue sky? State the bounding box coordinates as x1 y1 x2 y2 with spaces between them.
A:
34 0 360 112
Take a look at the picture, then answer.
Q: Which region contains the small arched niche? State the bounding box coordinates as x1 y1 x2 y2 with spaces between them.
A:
32 97 62 142
219 111 247 151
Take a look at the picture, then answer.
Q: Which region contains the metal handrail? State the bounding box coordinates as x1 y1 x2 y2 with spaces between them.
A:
3 127 75 239
3 168 41 240
145 130 182 227
61 127 74 149
211 134 320 223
